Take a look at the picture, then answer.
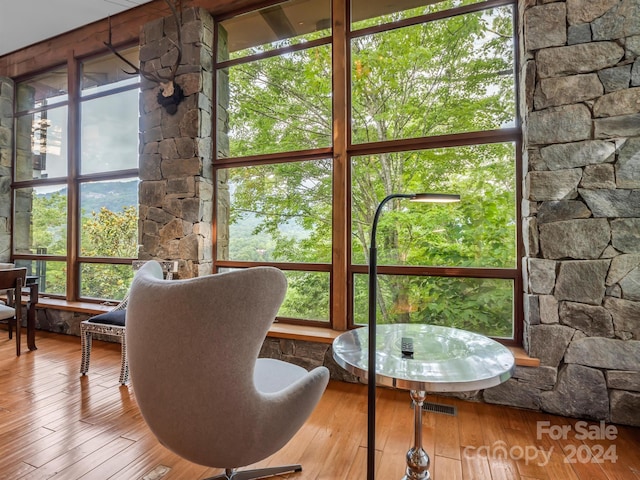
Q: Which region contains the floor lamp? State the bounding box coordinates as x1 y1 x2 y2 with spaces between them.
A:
367 192 460 480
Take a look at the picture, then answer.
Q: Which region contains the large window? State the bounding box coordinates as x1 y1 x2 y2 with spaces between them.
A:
12 49 140 301
215 0 520 340
216 0 333 325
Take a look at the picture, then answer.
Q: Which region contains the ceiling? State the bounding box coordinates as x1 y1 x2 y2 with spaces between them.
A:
0 0 155 57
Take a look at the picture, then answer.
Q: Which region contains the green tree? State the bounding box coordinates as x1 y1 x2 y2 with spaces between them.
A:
32 191 67 256
30 187 138 299
31 191 68 294
81 206 137 258
80 206 138 299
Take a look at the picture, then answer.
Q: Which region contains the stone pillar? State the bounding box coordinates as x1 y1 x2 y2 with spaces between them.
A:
138 7 214 278
498 0 640 426
215 25 230 261
0 77 13 261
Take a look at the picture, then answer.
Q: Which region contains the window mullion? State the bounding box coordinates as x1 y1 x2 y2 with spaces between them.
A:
67 53 80 301
331 0 349 331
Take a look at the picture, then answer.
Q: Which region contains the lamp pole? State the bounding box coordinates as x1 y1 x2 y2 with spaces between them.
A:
367 192 460 480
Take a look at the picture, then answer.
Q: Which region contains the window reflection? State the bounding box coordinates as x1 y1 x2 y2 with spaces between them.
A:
15 68 68 109
80 90 139 174
81 46 140 95
15 106 68 181
217 0 331 61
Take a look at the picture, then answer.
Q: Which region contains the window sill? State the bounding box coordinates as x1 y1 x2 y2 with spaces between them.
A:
508 346 540 367
35 297 114 314
267 324 539 367
34 299 539 367
267 323 341 344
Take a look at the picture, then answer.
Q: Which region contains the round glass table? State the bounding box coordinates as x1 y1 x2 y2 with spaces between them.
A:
332 323 515 480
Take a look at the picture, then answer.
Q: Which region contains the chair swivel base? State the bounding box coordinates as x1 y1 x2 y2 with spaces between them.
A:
205 464 303 480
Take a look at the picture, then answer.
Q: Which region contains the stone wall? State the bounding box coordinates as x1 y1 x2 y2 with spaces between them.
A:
485 0 640 427
215 27 230 260
0 77 12 262
261 338 358 384
137 7 214 279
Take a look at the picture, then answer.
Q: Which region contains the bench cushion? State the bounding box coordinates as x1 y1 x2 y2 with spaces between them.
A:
88 309 126 326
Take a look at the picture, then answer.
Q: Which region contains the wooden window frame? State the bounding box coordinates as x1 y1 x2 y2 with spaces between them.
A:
212 0 522 343
11 52 141 303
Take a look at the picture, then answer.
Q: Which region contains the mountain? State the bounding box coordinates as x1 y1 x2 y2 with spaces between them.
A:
39 180 138 217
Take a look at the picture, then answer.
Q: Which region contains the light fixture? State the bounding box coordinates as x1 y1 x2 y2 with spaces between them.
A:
367 192 460 480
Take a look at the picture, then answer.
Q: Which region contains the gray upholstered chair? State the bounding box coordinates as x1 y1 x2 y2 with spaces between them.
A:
126 261 330 480
0 267 27 356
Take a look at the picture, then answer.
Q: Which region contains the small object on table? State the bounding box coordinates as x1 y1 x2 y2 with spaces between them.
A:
401 336 414 358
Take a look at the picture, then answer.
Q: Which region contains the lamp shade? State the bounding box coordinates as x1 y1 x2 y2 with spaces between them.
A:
410 193 460 203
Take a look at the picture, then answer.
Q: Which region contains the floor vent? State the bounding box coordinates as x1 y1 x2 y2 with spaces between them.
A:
412 401 457 416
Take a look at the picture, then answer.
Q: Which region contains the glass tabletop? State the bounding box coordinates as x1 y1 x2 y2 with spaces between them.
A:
332 324 515 392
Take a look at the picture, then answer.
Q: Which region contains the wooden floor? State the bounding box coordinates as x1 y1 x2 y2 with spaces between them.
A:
0 331 638 480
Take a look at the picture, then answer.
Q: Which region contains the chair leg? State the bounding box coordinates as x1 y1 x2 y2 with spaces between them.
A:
15 315 21 357
80 328 92 375
204 465 303 480
119 334 129 385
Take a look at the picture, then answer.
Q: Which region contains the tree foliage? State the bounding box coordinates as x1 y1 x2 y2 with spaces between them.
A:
32 191 67 256
30 193 137 299
81 206 137 258
79 206 138 299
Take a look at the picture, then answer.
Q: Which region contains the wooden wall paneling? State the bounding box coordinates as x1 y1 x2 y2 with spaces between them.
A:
0 0 272 79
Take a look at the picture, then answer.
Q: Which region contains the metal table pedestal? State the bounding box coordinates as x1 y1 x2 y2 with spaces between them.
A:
333 324 515 480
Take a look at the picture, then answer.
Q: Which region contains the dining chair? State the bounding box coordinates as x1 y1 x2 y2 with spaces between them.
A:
0 267 27 356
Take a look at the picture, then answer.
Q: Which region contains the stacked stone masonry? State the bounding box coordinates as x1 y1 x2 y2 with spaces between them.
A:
137 7 215 279
490 0 640 427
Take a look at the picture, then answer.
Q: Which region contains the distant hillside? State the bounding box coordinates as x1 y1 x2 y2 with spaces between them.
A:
39 180 138 217
37 181 308 255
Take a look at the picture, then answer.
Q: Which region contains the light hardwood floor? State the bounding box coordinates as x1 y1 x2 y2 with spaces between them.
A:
0 331 638 480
